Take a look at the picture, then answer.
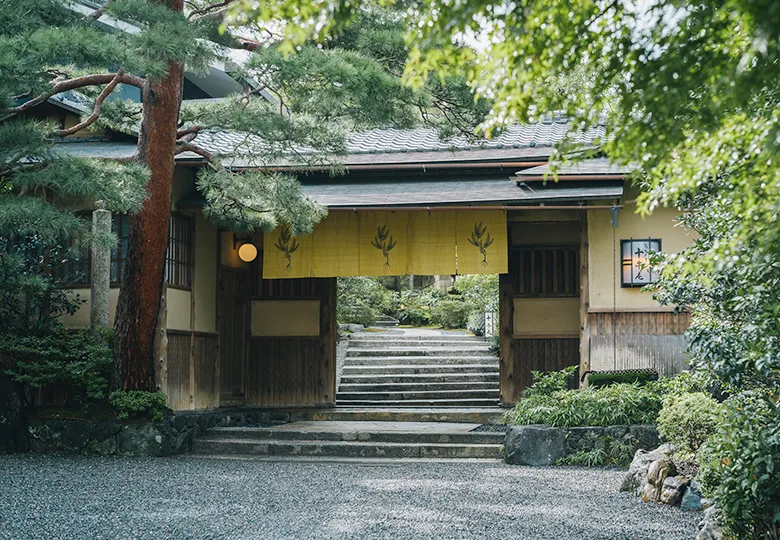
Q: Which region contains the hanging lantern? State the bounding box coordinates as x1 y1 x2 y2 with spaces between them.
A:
621 238 662 287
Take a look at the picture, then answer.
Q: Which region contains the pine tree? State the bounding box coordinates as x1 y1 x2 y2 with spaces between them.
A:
1 0 486 391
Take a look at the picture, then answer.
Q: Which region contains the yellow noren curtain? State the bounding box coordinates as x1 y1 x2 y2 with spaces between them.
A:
263 210 507 278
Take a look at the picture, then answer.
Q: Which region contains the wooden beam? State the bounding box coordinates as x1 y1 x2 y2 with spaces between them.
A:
579 211 591 387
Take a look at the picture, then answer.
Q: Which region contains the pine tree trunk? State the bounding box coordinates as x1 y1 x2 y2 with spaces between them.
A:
112 0 184 391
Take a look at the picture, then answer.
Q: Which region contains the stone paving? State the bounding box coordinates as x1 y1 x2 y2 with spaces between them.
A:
0 454 701 539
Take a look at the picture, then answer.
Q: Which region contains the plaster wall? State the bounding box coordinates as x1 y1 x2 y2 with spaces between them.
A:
251 300 320 337
166 288 192 331
588 186 696 310
513 297 580 336
60 288 120 328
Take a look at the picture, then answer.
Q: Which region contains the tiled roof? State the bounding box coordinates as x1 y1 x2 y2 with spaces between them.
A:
516 158 634 177
301 178 623 208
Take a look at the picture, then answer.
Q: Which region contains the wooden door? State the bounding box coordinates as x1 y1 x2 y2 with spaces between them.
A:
219 268 249 398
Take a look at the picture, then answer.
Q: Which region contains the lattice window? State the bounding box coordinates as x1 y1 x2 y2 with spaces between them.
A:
516 247 580 297
165 213 193 289
54 251 91 285
110 214 132 284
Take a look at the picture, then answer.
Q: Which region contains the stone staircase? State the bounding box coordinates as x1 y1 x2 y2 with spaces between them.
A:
336 332 500 407
191 419 504 460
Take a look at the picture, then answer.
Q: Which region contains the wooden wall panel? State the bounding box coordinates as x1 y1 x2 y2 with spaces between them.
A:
501 338 579 404
244 277 336 407
587 311 692 377
193 333 218 409
167 332 191 410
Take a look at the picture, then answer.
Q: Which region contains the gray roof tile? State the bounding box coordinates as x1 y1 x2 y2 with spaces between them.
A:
516 158 634 177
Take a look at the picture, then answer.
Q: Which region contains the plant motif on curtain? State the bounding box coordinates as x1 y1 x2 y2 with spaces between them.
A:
467 221 494 265
274 228 299 271
370 225 396 267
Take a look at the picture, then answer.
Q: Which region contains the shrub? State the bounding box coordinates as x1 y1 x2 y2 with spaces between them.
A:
505 382 662 427
109 390 168 422
697 391 780 540
466 310 485 336
657 392 722 458
588 370 658 388
430 300 473 328
2 328 113 406
396 306 430 326
523 366 577 398
452 274 498 312
337 303 378 326
488 334 500 355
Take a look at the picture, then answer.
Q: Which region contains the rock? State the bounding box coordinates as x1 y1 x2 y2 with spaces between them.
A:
647 457 676 487
0 371 27 453
565 426 605 454
604 425 629 440
660 475 689 506
640 482 661 503
629 425 661 451
620 445 674 495
505 425 566 466
117 424 169 457
62 420 93 452
696 505 723 540
681 485 703 512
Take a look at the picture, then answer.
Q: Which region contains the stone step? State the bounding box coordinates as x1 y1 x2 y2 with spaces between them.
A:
347 347 492 357
342 364 499 375
344 356 498 366
337 389 499 401
201 425 503 445
337 381 498 393
348 339 487 348
191 438 503 459
336 398 500 407
349 334 478 341
302 407 504 424
340 373 499 384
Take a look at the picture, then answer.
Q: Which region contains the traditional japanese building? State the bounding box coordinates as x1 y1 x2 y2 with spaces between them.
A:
46 105 695 410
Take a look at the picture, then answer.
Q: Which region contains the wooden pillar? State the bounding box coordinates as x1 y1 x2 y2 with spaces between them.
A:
499 222 519 406
579 211 591 387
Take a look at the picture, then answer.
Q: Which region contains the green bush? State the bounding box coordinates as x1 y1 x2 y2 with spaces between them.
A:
505 381 662 427
452 274 498 312
430 300 473 328
587 370 658 388
523 366 577 398
488 334 500 355
657 392 722 458
109 390 168 422
396 305 430 326
557 436 639 467
2 328 113 405
337 303 378 326
466 310 485 336
696 391 780 540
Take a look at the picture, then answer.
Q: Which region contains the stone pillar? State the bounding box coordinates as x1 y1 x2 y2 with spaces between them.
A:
90 204 112 329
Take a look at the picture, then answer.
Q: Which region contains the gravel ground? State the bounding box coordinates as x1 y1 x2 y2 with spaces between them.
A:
0 454 700 540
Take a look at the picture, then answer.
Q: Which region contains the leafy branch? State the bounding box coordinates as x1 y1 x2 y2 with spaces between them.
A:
467 221 493 265
274 227 299 271
370 224 396 267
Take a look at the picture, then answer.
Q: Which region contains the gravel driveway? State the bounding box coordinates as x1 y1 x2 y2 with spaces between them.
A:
0 454 700 539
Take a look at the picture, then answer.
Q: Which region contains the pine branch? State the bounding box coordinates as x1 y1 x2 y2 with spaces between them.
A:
174 143 217 166
55 70 125 137
176 125 205 138
6 73 145 114
187 0 238 20
87 0 115 20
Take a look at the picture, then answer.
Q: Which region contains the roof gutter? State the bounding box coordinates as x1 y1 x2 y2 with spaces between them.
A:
328 204 621 212
515 174 626 181
235 161 548 173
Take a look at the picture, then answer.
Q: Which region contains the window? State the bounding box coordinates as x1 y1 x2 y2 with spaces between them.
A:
111 215 132 283
515 247 580 297
165 214 193 289
54 251 90 285
621 238 662 287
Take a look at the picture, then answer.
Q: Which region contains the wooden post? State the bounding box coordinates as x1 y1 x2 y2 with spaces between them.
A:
579 211 591 387
188 217 196 409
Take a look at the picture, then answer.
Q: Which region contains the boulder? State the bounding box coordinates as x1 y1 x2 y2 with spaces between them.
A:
660 475 689 506
647 456 676 487
117 423 169 457
696 505 723 540
629 425 662 451
681 480 704 512
0 371 27 453
505 425 566 466
621 445 674 495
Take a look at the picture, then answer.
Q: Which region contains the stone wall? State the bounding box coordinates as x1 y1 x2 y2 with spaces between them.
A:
25 409 293 457
504 424 660 466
